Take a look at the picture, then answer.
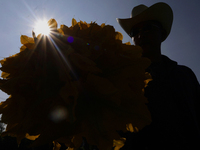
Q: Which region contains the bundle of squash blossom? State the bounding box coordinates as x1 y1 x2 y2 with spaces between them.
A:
0 19 152 150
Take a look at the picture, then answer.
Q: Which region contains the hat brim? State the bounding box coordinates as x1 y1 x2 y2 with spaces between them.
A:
117 2 173 41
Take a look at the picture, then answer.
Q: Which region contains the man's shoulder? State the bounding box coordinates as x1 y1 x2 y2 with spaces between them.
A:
175 64 196 78
176 64 193 74
162 55 195 75
162 55 198 83
171 63 199 86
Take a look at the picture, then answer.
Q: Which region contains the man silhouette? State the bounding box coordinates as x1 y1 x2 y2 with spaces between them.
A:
117 2 200 149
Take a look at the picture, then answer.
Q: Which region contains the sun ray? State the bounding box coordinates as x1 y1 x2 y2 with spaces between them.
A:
21 0 38 20
48 35 78 80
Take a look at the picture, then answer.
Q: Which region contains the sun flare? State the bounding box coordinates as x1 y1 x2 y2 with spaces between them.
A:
34 20 51 36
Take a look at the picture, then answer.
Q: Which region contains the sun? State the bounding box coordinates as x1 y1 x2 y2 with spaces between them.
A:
34 20 51 36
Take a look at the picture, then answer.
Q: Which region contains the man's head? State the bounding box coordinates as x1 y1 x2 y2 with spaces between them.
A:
130 20 166 58
117 2 173 42
116 2 173 61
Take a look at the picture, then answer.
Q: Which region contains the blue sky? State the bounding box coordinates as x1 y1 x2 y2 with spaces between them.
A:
0 0 200 102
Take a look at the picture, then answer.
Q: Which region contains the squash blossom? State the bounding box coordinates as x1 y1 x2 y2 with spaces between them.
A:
0 18 152 150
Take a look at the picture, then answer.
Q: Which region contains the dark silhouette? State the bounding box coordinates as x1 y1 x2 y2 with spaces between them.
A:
117 2 200 149
0 135 54 150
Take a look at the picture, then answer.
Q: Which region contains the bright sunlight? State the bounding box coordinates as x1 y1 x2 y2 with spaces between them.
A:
34 20 50 36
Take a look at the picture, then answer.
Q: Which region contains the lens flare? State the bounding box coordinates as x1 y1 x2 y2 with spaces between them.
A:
49 106 68 123
34 20 50 36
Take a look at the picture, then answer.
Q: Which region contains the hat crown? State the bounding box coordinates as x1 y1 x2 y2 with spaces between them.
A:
131 4 148 18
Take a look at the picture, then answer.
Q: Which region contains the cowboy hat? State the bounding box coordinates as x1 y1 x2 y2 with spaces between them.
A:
116 2 173 41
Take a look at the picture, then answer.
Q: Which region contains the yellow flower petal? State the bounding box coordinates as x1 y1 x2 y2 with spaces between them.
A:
48 18 58 29
20 35 34 45
72 18 77 27
115 32 123 41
